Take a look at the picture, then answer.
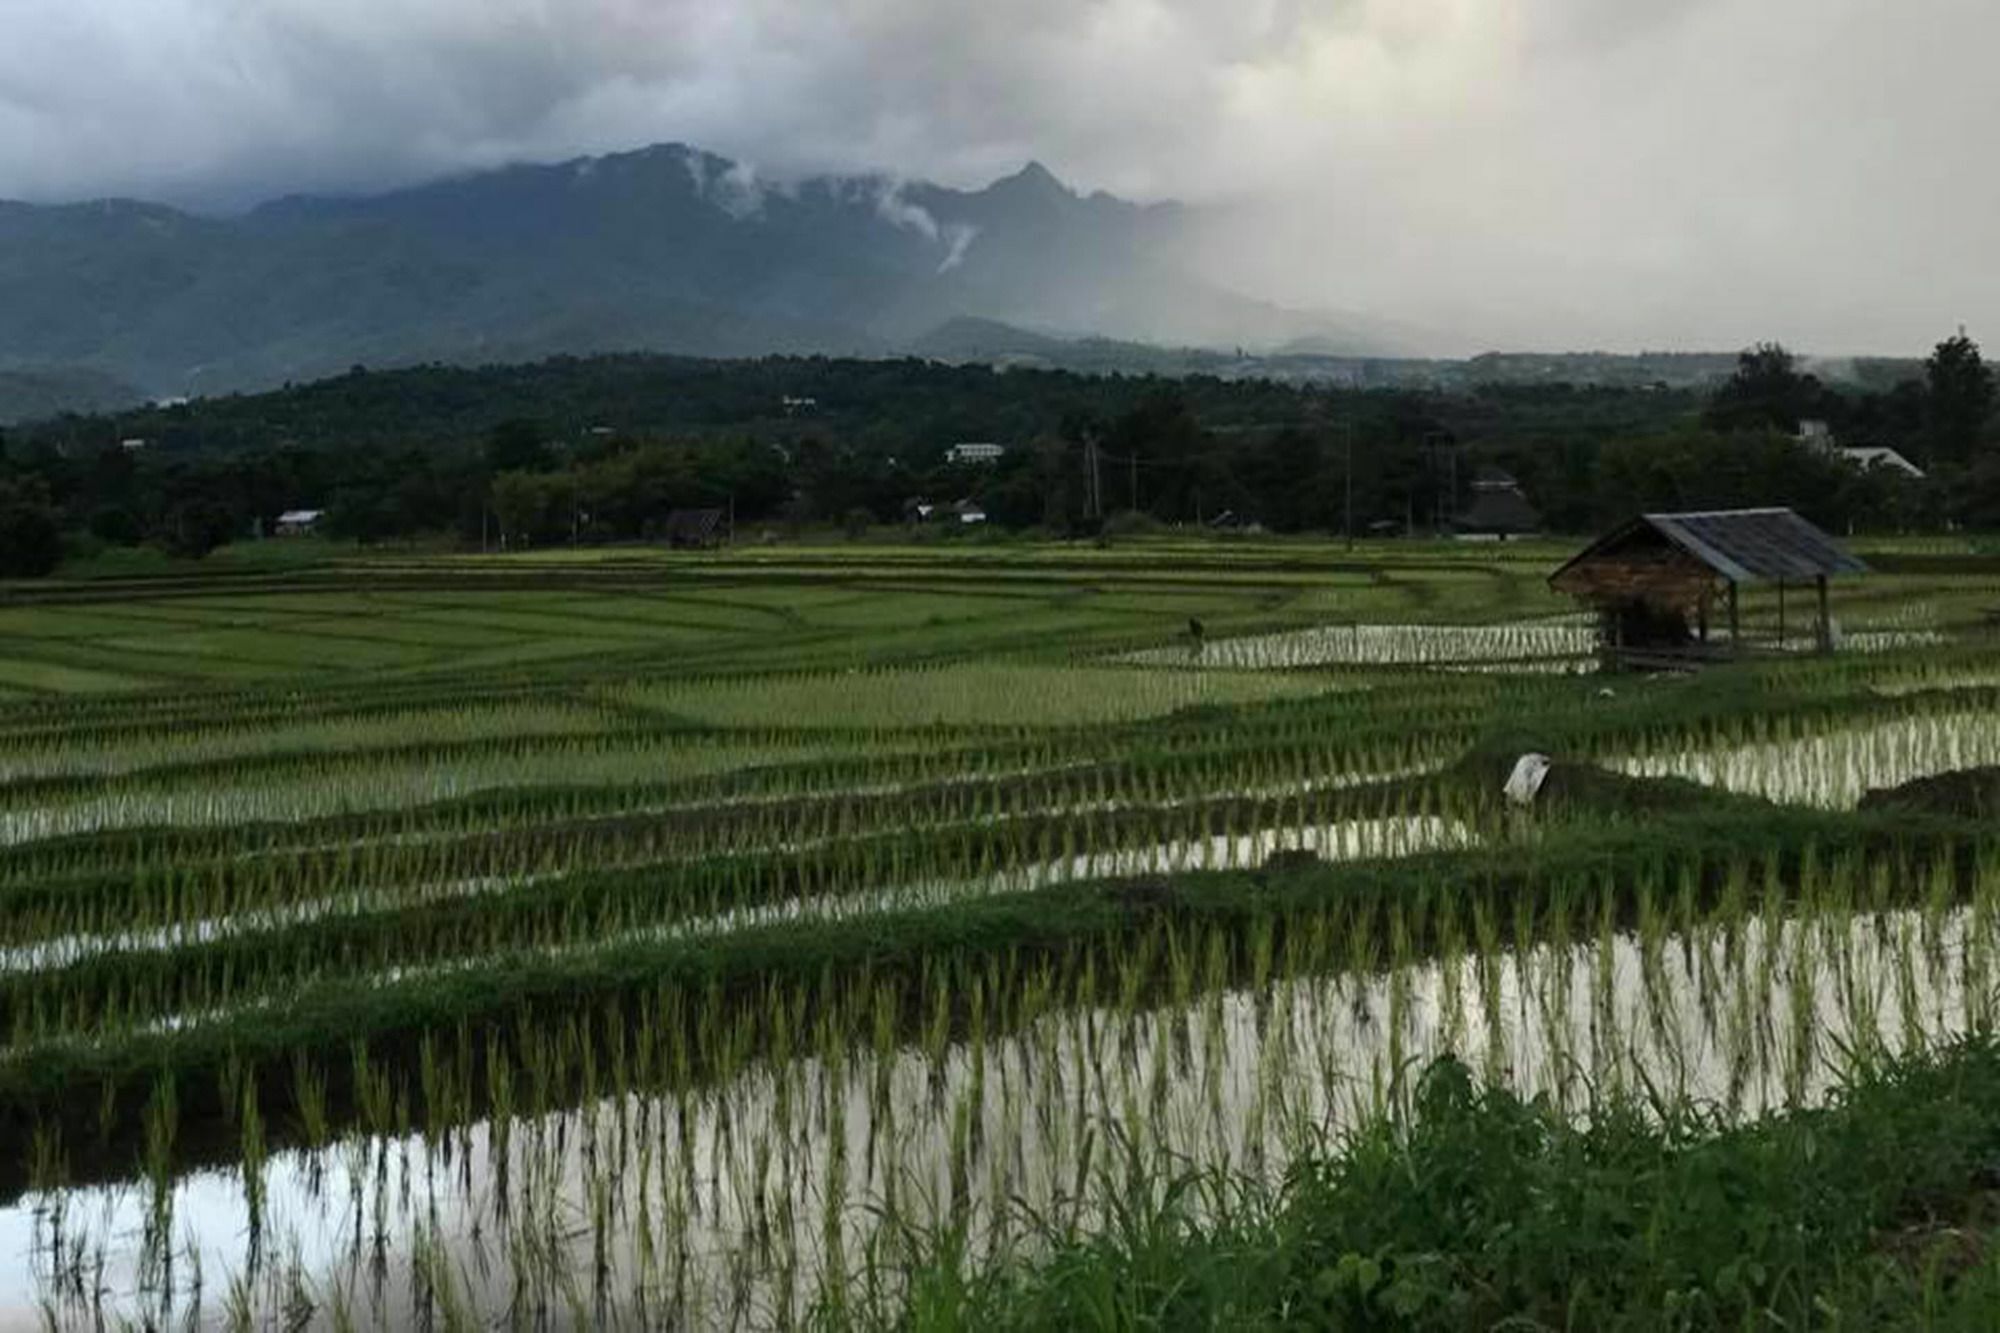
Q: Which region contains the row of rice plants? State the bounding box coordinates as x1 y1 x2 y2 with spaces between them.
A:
0 699 627 783
0 671 1503 889
613 663 1343 731
0 734 870 845
8 831 1993 1327
0 778 1485 1046
0 808 1978 1195
0 719 1471 955
1125 620 1597 670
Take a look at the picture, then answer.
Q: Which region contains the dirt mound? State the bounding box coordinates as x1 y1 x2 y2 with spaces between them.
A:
1859 768 2000 819
1451 742 1745 817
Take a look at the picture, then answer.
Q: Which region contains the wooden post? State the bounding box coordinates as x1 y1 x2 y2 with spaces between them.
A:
1698 585 1710 644
1777 580 1786 649
1728 580 1740 651
1816 574 1832 653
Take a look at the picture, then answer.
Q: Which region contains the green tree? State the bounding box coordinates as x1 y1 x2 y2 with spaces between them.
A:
1704 343 1825 434
1593 429 1851 529
1923 333 1995 465
325 488 399 545
87 504 143 546
160 499 236 559
0 478 62 577
485 419 553 474
490 470 564 548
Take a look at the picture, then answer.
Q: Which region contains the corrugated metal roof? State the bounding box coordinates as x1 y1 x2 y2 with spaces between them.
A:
1552 507 1868 586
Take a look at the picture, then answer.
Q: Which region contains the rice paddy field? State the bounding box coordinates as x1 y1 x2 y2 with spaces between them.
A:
2 536 2000 1329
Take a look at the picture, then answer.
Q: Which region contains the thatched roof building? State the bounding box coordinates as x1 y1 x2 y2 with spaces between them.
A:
1549 508 1867 668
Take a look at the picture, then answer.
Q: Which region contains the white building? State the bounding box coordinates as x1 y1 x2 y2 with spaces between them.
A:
1837 445 1925 479
1796 421 1925 480
945 441 1006 465
275 509 324 537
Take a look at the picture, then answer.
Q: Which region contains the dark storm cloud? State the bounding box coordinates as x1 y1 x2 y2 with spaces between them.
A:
1 0 1993 352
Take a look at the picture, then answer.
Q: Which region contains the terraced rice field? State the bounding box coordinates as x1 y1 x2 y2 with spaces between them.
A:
1 537 1997 1328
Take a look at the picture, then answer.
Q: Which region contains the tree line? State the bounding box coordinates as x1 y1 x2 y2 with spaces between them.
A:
1 336 1994 576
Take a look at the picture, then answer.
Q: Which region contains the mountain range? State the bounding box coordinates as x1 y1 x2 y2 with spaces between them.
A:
0 144 1403 407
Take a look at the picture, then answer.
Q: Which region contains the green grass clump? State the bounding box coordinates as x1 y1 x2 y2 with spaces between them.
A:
877 1038 2000 1330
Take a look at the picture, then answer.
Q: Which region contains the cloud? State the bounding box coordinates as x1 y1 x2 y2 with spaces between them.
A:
0 0 1994 352
937 224 979 275
685 153 768 220
869 179 981 272
872 182 942 242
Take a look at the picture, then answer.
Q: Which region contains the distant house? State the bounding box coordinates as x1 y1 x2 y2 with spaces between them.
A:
274 509 323 537
120 438 150 452
1797 420 1926 480
903 496 986 525
945 442 1006 466
1457 467 1541 539
663 508 727 548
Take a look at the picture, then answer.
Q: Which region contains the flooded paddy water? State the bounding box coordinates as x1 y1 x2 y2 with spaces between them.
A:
6 883 1990 1329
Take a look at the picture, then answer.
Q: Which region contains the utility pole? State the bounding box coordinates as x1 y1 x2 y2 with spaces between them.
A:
1084 435 1103 520
1129 450 1138 515
1447 443 1458 537
1423 431 1450 538
1344 423 1355 552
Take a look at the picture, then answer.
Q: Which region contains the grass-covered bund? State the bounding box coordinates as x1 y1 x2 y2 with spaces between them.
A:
2 535 2000 1327
879 1038 2000 1329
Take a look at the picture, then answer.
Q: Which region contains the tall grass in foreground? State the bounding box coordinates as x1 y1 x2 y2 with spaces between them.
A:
871 1037 2000 1329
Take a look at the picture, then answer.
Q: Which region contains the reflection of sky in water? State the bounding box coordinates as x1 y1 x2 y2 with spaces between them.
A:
1128 621 1597 669
1615 710 2000 807
3 903 1981 1329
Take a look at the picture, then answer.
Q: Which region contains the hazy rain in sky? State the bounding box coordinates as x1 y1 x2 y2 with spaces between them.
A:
1 0 1992 351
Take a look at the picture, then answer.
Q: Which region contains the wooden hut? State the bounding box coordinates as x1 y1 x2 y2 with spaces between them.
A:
1549 508 1867 670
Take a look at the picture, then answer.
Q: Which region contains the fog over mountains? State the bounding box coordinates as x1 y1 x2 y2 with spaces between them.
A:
0 143 1406 403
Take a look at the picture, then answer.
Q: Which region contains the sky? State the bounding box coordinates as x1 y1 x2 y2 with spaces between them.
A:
1 0 1994 354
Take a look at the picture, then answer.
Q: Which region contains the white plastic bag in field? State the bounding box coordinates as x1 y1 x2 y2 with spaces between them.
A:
1503 753 1553 807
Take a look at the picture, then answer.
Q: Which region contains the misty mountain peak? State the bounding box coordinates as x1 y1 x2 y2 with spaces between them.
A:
990 160 1072 201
